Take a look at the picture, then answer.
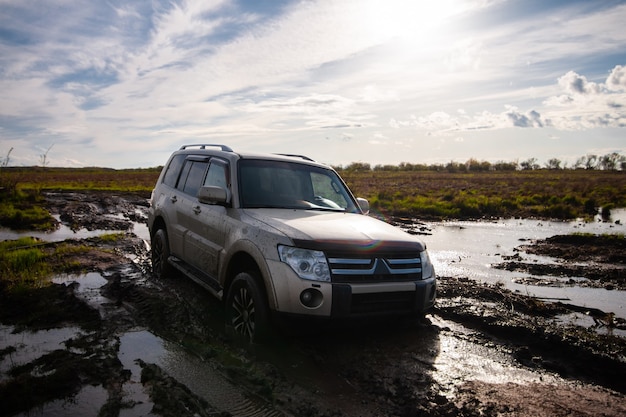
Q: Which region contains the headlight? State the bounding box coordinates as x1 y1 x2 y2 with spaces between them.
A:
278 245 330 282
420 250 435 279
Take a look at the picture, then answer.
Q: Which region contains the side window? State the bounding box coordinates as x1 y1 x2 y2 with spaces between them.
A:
177 160 208 196
162 154 185 187
311 172 349 208
204 160 229 189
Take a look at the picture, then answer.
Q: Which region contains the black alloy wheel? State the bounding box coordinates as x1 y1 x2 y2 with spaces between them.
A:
226 272 270 343
151 228 172 279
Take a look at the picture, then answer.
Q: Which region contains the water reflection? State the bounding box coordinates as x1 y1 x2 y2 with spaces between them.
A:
0 216 150 242
429 317 561 398
118 330 283 417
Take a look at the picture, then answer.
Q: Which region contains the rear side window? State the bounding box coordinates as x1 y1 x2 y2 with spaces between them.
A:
177 160 209 196
162 154 185 187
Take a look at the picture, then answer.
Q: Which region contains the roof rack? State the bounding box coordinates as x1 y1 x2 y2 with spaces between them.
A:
179 144 233 152
275 153 315 162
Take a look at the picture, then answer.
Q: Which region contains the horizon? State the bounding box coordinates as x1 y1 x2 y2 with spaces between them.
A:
2 150 623 171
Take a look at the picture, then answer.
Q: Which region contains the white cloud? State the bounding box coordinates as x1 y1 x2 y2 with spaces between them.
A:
607 65 626 92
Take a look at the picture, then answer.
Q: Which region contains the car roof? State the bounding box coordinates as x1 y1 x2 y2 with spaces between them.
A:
174 144 331 169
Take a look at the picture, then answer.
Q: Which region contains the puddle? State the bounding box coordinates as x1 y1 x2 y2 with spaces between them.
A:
429 316 561 398
51 272 116 321
554 312 625 337
420 213 626 320
12 384 109 417
118 330 283 417
0 325 84 379
0 215 149 243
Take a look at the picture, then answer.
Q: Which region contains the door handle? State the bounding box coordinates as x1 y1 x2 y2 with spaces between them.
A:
193 205 201 215
170 195 177 203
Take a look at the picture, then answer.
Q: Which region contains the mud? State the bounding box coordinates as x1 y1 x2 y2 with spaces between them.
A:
1 191 625 417
495 234 626 291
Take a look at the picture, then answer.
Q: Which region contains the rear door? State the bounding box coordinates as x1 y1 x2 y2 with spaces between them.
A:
184 158 230 282
174 156 209 267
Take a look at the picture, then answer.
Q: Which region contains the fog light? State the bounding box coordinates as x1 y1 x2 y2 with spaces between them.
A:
300 288 323 308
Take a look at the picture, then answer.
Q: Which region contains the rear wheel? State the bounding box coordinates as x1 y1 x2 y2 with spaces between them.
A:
151 228 173 279
225 272 270 343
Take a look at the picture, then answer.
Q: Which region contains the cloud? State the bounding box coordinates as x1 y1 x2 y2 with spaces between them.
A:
390 106 548 133
389 65 626 135
607 65 626 92
542 65 626 129
506 108 544 128
558 71 601 95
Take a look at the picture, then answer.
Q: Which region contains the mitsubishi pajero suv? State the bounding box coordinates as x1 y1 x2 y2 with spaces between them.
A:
148 145 436 342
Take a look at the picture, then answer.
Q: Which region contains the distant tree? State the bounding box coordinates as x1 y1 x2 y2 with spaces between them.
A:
397 162 409 171
445 161 463 172
465 158 491 171
520 158 539 170
345 162 371 172
493 160 518 171
598 152 624 170
40 144 54 168
574 154 598 170
545 158 562 170
1 147 12 168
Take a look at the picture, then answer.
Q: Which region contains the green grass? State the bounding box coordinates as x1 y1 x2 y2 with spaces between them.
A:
340 169 626 220
0 238 51 289
0 190 58 231
0 237 97 290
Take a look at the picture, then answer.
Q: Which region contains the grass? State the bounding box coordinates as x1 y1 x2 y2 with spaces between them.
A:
339 169 626 220
0 189 58 231
1 166 160 194
0 238 51 289
0 237 99 291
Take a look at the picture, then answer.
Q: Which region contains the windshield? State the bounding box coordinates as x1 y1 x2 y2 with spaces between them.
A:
238 159 359 212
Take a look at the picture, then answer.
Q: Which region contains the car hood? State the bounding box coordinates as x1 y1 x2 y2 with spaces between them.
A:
243 209 425 251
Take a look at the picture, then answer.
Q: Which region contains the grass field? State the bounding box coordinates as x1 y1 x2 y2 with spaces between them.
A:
339 168 626 220
1 166 625 228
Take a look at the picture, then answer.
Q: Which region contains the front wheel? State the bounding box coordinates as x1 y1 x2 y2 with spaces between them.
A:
225 272 270 344
151 228 173 279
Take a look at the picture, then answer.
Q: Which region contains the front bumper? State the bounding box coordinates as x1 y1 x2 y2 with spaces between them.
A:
266 260 436 318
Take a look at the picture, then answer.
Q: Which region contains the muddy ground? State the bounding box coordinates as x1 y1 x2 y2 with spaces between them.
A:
1 191 626 417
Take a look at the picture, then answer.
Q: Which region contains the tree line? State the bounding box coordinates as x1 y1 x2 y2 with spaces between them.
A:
336 152 626 173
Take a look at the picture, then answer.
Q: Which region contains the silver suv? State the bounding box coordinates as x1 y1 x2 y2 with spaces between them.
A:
148 145 436 342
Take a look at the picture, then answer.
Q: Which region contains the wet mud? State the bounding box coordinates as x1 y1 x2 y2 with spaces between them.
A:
495 233 626 291
1 192 625 416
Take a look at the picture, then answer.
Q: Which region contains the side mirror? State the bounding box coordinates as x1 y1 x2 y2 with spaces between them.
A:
197 186 229 206
357 197 370 215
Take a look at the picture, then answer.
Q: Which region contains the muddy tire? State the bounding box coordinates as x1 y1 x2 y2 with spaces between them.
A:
225 272 270 344
151 228 173 279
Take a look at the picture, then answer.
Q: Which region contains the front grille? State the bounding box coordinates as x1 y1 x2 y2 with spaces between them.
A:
327 253 422 283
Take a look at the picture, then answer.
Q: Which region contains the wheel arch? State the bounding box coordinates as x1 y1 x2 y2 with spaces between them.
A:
222 243 277 311
149 215 168 238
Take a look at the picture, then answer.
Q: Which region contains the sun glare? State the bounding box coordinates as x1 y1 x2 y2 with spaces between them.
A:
363 0 466 43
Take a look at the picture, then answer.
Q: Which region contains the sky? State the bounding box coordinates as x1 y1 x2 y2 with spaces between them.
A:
1 0 625 169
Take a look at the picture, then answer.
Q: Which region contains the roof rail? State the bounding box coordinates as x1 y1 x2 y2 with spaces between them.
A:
179 144 233 152
276 153 315 162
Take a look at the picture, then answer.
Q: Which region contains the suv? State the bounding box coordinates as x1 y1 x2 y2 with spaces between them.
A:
148 145 436 342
